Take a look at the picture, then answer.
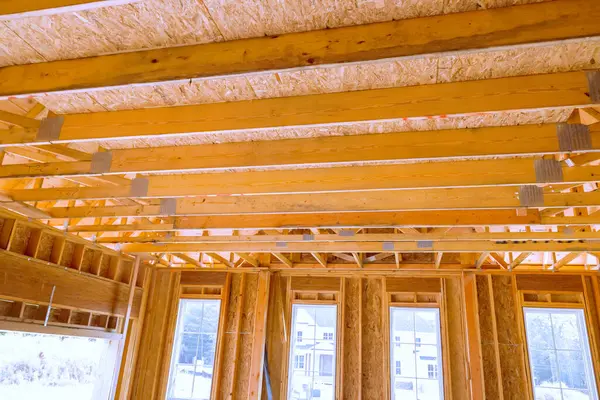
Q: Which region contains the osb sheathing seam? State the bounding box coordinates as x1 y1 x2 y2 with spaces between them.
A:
361 277 385 400
0 0 549 68
343 277 361 400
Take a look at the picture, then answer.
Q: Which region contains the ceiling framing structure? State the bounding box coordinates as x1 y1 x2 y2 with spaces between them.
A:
0 0 600 272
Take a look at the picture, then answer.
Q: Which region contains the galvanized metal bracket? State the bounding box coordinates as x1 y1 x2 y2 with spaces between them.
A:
556 124 591 152
36 116 64 142
160 198 177 216
90 151 113 174
534 159 563 183
587 70 600 103
130 177 149 197
519 185 544 207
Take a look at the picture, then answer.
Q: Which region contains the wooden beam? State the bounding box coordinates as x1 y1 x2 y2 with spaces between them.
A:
205 253 233 268
435 252 443 269
9 157 600 201
311 252 328 268
2 71 597 146
236 253 259 268
352 253 363 268
0 0 141 20
2 124 598 179
94 231 600 244
41 187 600 218
508 252 532 269
474 252 491 269
120 241 600 254
552 252 582 270
272 252 293 268
248 271 270 399
1 0 598 97
62 210 544 231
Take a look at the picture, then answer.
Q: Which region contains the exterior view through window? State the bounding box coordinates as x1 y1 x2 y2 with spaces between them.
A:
390 307 444 400
288 304 337 400
523 308 598 400
167 299 221 400
0 330 118 400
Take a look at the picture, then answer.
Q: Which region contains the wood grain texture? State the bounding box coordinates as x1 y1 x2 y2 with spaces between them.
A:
0 0 597 97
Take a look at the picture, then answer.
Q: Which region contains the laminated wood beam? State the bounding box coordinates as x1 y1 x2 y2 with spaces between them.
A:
1 71 597 146
1 123 598 179
9 156 600 201
40 187 600 218
63 210 543 231
0 0 140 20
0 0 598 97
94 231 600 244
120 241 600 253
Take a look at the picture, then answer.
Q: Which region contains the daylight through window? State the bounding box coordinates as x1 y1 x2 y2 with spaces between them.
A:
287 304 337 400
167 299 221 400
523 308 599 400
390 307 444 400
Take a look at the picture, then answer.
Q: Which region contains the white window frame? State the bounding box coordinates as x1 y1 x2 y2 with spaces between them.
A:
389 307 444 400
166 298 222 400
287 304 338 400
523 307 599 400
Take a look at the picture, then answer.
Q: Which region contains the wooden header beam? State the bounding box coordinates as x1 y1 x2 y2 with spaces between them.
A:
0 123 598 180
0 0 598 97
7 157 600 201
0 0 140 20
2 71 597 146
41 188 600 218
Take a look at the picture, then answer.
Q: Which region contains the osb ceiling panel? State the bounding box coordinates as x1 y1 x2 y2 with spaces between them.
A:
0 0 547 67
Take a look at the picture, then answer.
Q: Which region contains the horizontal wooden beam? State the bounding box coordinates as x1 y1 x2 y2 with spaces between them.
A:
95 231 600 244
2 71 597 146
41 187 600 218
8 157 600 201
0 0 598 97
2 124 598 179
0 0 140 20
0 250 142 317
120 241 600 253
64 210 542 231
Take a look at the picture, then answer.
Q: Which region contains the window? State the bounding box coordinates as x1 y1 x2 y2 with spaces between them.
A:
167 299 221 400
294 355 305 369
297 331 303 343
428 364 438 379
288 304 337 400
0 329 118 400
390 307 444 400
523 308 599 400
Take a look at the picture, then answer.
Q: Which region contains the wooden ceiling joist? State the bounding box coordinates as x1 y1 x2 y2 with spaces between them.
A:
0 0 140 20
40 187 600 218
93 231 600 245
63 210 543 232
0 0 597 97
1 123 597 179
119 241 600 254
7 156 600 202
2 71 597 146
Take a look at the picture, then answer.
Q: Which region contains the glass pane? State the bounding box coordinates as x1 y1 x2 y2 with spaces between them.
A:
557 351 587 390
0 331 117 400
391 308 415 343
415 345 440 379
534 387 563 400
390 308 443 400
552 313 582 351
288 304 337 400
529 350 560 387
168 299 221 400
415 311 439 345
392 378 417 400
525 311 554 350
524 308 599 400
417 379 442 400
